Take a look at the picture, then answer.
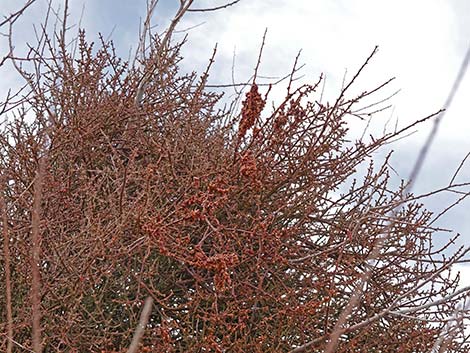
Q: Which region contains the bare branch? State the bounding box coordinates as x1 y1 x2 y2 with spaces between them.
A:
127 297 154 353
134 0 194 106
449 151 470 186
253 28 268 83
0 0 38 28
390 285 470 316
187 0 242 12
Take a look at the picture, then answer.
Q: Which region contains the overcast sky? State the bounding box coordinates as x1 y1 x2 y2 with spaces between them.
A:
2 0 469 277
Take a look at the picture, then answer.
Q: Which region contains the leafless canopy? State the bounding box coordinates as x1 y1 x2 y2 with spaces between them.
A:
1 1 469 352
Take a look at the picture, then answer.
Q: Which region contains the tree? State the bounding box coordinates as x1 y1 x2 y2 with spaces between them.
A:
1 1 469 352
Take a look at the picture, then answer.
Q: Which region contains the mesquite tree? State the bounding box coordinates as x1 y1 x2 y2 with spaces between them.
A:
1 1 469 352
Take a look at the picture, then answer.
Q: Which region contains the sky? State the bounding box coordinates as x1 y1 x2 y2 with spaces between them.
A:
2 0 469 290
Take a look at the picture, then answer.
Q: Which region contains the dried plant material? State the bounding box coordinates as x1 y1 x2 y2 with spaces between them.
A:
238 83 265 142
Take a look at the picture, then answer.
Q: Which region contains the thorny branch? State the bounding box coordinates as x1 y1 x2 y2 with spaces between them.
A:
187 0 242 13
0 0 38 28
1 1 469 352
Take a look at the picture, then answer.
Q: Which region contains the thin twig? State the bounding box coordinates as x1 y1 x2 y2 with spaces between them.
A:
0 0 38 28
449 151 470 186
0 333 36 353
205 64 305 88
390 285 470 316
253 28 268 83
187 0 242 12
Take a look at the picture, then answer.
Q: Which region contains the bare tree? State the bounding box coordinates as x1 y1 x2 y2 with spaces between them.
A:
1 1 469 352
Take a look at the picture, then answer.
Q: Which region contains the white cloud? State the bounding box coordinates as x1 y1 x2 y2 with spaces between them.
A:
453 264 470 287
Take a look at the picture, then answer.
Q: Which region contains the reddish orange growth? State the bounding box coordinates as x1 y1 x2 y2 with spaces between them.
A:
238 83 265 141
